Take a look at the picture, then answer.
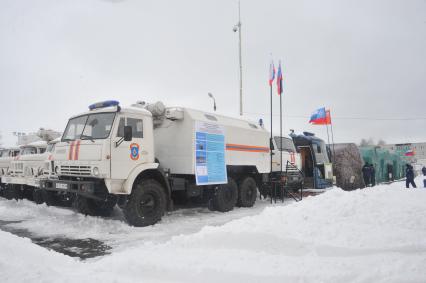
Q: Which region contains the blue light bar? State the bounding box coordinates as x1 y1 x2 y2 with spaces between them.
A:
88 100 120 110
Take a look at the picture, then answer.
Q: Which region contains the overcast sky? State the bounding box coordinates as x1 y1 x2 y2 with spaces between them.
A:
0 0 425 146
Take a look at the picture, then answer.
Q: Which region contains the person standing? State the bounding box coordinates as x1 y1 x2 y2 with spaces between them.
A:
370 164 376 187
362 162 371 187
422 166 426 188
405 164 417 188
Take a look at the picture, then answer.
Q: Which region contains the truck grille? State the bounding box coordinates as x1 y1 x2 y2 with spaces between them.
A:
13 163 23 173
60 165 91 176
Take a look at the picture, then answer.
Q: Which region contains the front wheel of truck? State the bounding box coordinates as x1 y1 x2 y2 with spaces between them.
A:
75 195 117 217
123 179 166 227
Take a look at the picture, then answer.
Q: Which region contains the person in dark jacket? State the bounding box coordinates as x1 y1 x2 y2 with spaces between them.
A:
370 164 376 186
362 162 371 187
405 164 417 188
422 166 426 188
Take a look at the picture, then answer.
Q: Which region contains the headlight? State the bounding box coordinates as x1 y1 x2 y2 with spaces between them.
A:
92 167 100 176
55 166 59 174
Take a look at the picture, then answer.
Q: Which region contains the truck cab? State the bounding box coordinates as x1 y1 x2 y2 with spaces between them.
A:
52 101 155 193
42 100 163 223
9 141 48 178
290 132 333 189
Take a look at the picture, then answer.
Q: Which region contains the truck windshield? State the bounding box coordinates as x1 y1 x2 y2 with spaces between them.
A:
313 141 329 164
274 137 296 152
62 112 115 141
21 147 37 155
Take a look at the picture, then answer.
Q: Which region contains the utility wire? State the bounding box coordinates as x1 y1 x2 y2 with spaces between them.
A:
244 112 426 121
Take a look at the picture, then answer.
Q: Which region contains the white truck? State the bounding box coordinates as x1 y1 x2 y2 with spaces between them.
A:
0 147 20 197
0 147 20 177
40 100 302 226
1 140 64 203
2 141 48 199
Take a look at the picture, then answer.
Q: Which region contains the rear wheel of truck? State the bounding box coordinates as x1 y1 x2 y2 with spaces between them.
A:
75 195 117 217
213 178 238 212
237 176 257 207
123 179 166 227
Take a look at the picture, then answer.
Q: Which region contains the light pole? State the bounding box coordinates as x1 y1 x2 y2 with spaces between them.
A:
233 1 243 116
208 92 216 112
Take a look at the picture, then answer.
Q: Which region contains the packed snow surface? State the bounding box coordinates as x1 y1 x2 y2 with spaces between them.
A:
1 178 426 283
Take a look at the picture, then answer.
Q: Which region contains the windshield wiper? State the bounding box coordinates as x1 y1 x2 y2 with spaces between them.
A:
80 134 95 142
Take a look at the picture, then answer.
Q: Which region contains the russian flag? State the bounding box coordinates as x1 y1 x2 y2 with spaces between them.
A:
405 150 415 156
277 61 283 95
309 107 327 124
269 60 275 86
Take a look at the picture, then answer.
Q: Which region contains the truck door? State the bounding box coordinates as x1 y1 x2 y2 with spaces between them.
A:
110 114 147 180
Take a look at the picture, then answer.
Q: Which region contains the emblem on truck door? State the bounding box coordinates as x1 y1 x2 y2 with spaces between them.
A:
130 143 140 160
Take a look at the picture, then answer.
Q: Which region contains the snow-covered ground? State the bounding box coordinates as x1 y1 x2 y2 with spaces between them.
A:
1 177 426 283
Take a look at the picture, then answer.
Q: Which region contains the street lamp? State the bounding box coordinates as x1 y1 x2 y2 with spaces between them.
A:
208 93 216 112
233 1 243 116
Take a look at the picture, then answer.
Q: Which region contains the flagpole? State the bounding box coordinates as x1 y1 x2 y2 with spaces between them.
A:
270 83 273 176
280 89 283 175
270 82 273 204
325 123 330 147
329 110 336 163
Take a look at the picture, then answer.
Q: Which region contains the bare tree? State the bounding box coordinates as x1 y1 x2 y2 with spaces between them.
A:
360 138 374 147
377 139 386 146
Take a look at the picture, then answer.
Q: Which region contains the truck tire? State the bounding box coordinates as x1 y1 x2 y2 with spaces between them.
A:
4 185 15 200
42 190 59 206
75 196 117 217
123 179 166 227
14 185 24 200
23 187 34 201
213 178 238 212
33 189 44 204
237 176 257 207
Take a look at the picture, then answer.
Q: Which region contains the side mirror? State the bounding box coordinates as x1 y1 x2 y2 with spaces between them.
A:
124 126 133 141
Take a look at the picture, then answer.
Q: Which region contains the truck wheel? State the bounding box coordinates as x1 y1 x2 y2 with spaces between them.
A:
4 185 15 200
75 196 117 217
213 178 238 212
237 176 257 207
14 185 24 200
42 190 59 206
33 189 44 204
23 187 34 201
56 193 74 207
123 179 166 227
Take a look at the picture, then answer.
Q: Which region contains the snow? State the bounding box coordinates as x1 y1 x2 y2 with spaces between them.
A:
1 177 426 282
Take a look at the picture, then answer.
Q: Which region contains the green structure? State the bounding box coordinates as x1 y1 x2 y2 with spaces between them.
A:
359 146 406 184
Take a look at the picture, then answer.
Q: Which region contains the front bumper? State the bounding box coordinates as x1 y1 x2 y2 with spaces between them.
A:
40 179 104 200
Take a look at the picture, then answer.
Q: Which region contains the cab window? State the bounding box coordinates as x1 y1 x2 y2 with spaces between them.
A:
117 117 143 138
22 147 37 155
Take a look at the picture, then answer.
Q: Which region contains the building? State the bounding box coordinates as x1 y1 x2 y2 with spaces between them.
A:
380 142 426 168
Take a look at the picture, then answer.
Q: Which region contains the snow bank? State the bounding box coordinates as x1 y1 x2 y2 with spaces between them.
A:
1 178 426 282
